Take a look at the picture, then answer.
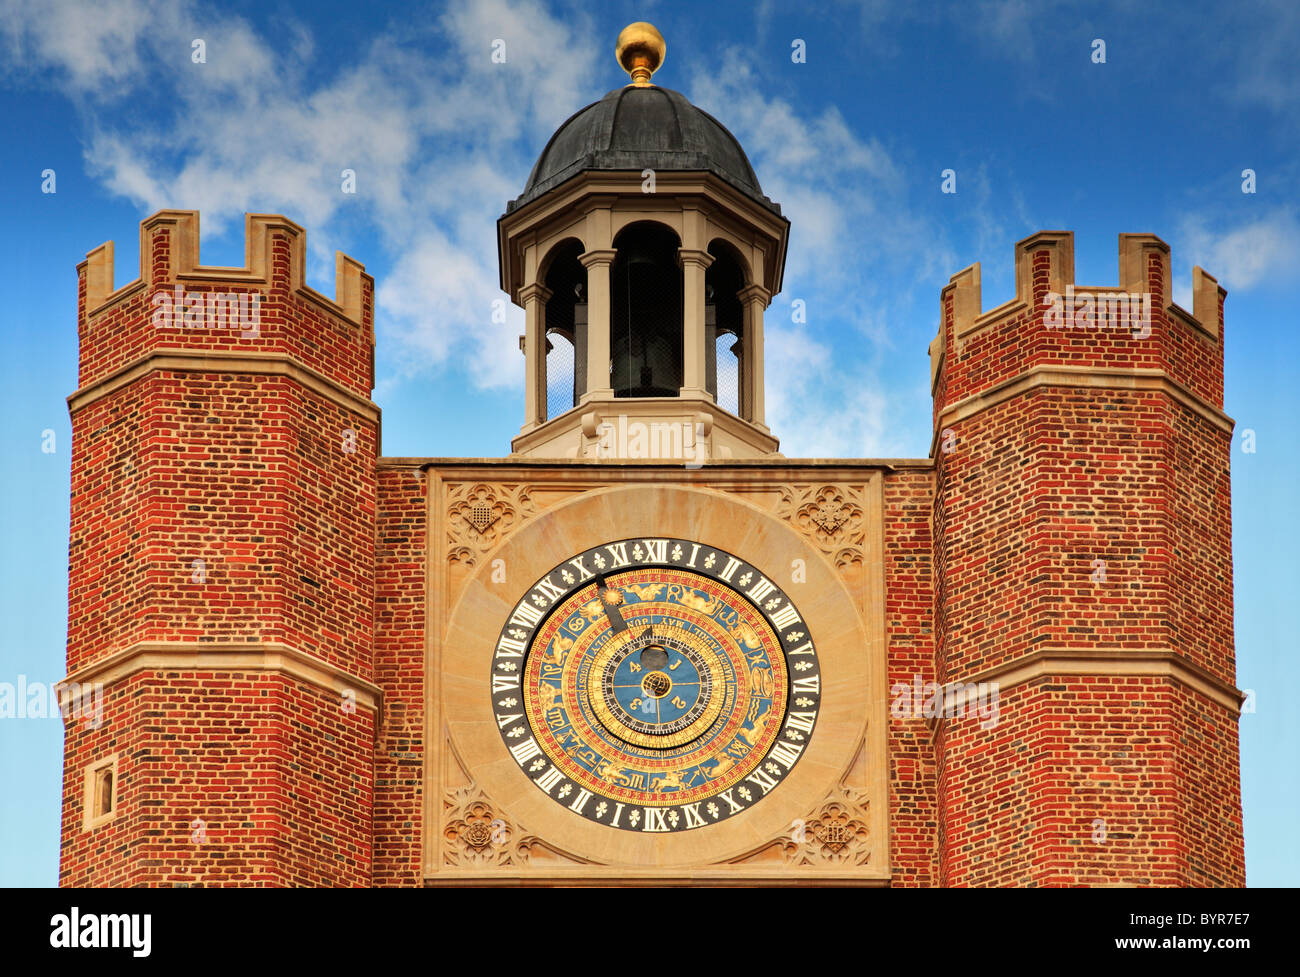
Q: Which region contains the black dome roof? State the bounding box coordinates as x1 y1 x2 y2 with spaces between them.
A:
508 86 779 214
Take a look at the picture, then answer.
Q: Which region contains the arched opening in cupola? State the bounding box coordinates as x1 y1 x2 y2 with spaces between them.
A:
541 239 587 418
706 240 748 417
611 222 683 398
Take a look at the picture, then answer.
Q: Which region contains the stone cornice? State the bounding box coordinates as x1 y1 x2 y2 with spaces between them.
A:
931 365 1233 455
926 646 1243 734
67 348 381 423
576 249 618 267
59 641 384 721
675 248 715 269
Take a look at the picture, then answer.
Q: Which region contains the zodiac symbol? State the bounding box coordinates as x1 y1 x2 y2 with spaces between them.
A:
706 752 736 779
669 585 721 614
651 769 688 791
670 695 687 709
542 634 573 665
628 661 642 673
736 717 766 748
595 761 640 788
668 658 681 671
715 606 739 629
537 684 564 713
624 582 666 601
732 621 763 650
749 664 774 698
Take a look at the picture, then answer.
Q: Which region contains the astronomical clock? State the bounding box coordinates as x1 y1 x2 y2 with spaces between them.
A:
427 24 895 885
491 538 820 833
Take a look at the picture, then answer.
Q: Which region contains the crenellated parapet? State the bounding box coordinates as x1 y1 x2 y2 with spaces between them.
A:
929 231 1229 442
74 210 375 405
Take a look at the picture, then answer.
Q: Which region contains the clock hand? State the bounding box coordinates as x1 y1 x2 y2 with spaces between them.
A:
594 576 629 633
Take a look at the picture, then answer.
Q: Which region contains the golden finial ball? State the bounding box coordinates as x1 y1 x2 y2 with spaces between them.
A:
616 22 666 87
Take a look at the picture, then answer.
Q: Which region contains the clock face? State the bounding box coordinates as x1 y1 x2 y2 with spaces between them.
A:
490 538 821 833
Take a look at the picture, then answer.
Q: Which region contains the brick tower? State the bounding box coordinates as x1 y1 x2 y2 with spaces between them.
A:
60 211 380 886
929 232 1246 886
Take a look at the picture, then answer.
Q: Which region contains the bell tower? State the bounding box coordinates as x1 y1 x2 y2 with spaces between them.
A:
498 22 790 461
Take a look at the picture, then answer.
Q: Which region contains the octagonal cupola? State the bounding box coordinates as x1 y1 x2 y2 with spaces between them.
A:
498 22 790 461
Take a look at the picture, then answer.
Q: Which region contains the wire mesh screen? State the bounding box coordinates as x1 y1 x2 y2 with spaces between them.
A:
543 240 587 413
545 332 576 421
612 225 683 397
714 332 740 415
706 242 746 418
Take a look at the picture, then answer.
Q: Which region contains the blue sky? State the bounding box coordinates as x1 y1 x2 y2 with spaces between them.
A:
1 0 1296 887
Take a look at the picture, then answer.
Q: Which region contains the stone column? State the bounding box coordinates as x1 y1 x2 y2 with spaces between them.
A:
678 248 715 400
578 250 617 403
737 283 771 428
518 281 551 430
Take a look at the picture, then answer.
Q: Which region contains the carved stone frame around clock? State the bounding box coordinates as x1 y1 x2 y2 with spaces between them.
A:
422 468 892 886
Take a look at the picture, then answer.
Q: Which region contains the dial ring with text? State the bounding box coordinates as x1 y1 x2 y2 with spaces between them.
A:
491 537 822 834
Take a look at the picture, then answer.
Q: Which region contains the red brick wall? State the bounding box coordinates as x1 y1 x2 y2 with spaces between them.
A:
372 464 427 886
61 670 374 887
77 218 372 396
883 469 939 886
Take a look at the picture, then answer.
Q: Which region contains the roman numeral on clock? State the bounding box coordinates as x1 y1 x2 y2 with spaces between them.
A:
718 556 742 582
508 600 544 629
568 788 593 814
746 575 778 602
785 710 816 734
509 737 542 766
681 802 707 828
492 672 520 692
495 635 525 658
768 740 804 769
534 765 565 794
769 604 801 629
641 808 670 832
746 768 779 795
532 575 566 605
567 556 595 582
640 538 668 562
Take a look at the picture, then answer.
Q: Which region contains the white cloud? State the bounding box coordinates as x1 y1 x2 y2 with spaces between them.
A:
1181 209 1300 293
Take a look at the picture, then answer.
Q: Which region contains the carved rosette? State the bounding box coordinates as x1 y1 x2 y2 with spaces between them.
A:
442 784 587 867
444 482 538 566
443 789 511 866
784 784 872 865
778 484 867 568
